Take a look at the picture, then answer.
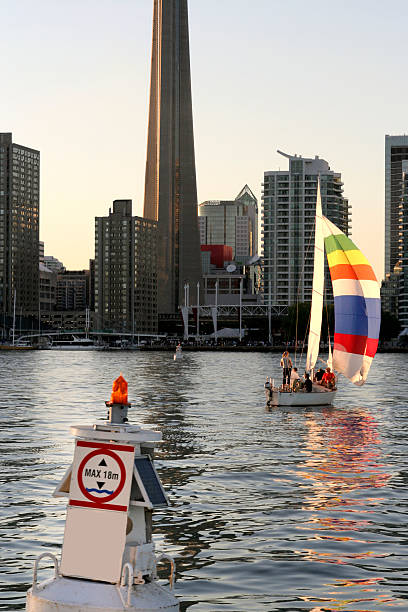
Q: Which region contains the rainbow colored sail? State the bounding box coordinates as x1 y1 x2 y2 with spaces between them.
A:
323 217 381 385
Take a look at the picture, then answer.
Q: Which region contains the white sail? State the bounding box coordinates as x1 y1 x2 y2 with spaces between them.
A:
327 336 333 370
305 178 324 372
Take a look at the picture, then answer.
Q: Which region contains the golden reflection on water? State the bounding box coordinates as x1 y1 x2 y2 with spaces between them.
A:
295 406 396 609
299 406 390 514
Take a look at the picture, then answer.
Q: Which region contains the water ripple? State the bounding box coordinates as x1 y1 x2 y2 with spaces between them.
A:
0 351 407 611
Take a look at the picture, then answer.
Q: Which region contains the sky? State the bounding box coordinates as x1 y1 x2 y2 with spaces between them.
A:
1 0 407 281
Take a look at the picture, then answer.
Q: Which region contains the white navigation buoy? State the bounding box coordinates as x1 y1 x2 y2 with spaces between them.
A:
26 375 179 612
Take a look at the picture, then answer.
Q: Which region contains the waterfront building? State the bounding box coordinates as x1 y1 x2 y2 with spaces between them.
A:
198 185 258 263
143 0 202 314
88 258 95 312
200 244 260 306
262 151 350 307
0 133 40 316
39 310 94 332
95 200 158 333
203 270 245 306
39 263 57 314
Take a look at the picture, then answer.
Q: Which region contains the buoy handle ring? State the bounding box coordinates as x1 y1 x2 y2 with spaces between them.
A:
32 553 59 593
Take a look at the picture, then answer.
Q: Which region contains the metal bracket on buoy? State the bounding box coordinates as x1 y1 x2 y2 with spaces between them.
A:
155 553 176 591
118 563 134 608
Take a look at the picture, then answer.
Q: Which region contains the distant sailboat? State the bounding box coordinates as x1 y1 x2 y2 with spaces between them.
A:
265 180 381 406
173 344 183 361
0 291 35 350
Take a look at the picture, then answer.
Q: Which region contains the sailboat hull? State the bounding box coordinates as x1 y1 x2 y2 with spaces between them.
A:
265 387 337 407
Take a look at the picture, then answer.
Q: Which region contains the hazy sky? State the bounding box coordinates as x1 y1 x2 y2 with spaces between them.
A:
1 0 407 281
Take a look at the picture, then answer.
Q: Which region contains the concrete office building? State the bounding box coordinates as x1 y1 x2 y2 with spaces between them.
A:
95 200 158 333
198 185 258 263
143 0 202 314
262 151 350 307
0 133 40 315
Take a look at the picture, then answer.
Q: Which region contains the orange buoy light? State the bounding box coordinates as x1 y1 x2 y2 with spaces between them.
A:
109 374 128 405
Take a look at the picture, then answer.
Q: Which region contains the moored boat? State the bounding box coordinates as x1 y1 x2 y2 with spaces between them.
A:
48 336 99 350
0 342 36 351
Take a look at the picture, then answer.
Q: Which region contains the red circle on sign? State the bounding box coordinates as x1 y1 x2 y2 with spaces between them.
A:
77 449 126 504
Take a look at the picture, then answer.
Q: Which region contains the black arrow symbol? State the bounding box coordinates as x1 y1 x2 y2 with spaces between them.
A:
99 459 107 466
97 481 105 489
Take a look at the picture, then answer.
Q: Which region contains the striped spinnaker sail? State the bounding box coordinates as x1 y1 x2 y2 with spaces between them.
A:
323 217 381 385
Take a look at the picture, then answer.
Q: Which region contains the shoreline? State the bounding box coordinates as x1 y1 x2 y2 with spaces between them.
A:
138 345 407 353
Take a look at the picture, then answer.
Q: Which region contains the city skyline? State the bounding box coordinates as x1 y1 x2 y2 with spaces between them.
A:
2 0 408 281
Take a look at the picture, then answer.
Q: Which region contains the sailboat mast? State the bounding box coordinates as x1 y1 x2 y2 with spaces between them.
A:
305 177 325 372
12 289 16 346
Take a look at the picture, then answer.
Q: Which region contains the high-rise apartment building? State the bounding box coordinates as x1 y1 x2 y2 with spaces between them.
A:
385 135 408 276
143 0 202 314
0 133 40 315
198 185 258 263
95 200 158 333
397 162 408 327
262 151 350 307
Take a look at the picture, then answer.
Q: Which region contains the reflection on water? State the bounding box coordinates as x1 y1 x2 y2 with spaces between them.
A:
294 406 394 610
1 351 408 611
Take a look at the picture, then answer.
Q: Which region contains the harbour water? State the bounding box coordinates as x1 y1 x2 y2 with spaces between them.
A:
1 350 407 611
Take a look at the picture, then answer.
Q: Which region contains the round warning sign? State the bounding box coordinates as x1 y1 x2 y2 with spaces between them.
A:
77 449 126 504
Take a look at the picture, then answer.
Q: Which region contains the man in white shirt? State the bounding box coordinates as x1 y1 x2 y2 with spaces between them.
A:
290 367 300 388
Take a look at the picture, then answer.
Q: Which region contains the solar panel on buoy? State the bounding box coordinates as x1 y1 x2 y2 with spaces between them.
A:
133 456 168 508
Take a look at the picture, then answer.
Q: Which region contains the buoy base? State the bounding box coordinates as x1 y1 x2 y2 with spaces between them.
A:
26 576 179 612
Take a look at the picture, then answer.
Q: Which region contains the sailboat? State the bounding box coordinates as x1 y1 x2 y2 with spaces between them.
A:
0 290 35 350
265 179 381 407
173 343 183 361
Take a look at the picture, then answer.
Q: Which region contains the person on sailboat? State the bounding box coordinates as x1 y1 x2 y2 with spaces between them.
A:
290 367 300 388
321 367 335 389
280 351 292 390
314 368 325 383
304 373 312 393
